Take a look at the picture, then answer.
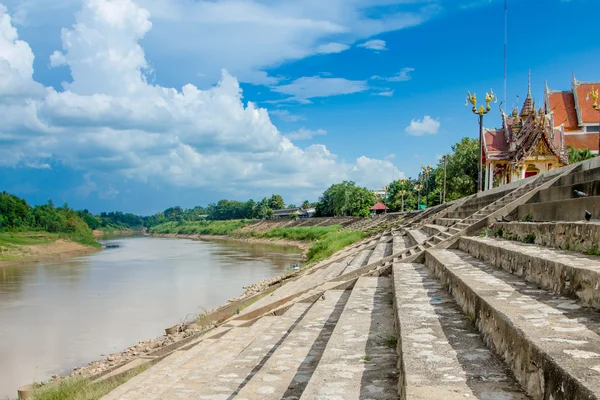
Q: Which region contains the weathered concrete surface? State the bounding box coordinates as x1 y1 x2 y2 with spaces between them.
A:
392 234 410 254
426 248 600 400
493 221 600 252
421 224 447 237
518 197 600 222
299 277 397 399
536 179 600 203
460 235 600 308
101 315 281 399
435 217 460 227
392 262 528 400
234 290 349 400
407 229 428 246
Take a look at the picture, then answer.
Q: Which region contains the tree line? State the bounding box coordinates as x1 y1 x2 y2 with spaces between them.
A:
3 136 534 235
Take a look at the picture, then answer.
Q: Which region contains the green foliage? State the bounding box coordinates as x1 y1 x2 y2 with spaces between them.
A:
268 194 286 211
520 213 533 222
305 230 366 263
585 243 600 256
437 137 479 201
567 145 596 164
0 192 97 247
522 233 536 244
261 226 341 241
315 181 376 217
149 220 252 236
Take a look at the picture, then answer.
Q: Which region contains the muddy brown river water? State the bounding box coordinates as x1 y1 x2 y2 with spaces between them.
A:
0 236 302 399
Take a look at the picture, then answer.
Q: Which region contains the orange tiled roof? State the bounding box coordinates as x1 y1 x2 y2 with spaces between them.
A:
549 91 578 131
575 83 600 125
565 133 599 152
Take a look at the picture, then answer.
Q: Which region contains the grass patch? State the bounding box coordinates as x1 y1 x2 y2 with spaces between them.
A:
259 225 341 241
361 356 372 361
149 220 252 236
522 233 536 244
586 243 600 256
305 230 367 264
32 364 149 400
520 213 533 222
0 231 100 262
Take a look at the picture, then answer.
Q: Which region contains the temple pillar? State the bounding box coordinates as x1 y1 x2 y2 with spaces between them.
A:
487 163 494 190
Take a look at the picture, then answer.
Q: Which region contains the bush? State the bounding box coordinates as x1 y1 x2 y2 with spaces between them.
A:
306 230 366 263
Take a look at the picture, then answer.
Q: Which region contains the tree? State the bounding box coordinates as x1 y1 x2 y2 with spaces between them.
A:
268 194 285 211
439 137 479 201
315 181 376 217
301 200 311 209
568 146 596 164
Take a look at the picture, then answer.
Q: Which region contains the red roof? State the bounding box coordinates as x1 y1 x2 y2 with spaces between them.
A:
575 83 600 125
565 134 599 152
484 129 509 154
370 202 389 211
549 91 579 131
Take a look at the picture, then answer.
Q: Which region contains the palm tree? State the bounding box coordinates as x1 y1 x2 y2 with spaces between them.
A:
567 146 596 164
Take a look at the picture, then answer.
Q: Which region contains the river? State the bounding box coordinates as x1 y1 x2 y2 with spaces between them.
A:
0 236 302 399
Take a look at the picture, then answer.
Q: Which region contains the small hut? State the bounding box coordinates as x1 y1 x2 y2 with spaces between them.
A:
370 202 389 216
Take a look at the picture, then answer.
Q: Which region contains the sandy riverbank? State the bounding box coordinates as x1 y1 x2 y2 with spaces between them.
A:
0 239 99 268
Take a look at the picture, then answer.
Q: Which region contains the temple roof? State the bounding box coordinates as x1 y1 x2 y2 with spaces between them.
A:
484 89 567 165
546 74 600 129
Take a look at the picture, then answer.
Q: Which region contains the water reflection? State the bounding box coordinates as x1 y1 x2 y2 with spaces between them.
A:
0 236 301 399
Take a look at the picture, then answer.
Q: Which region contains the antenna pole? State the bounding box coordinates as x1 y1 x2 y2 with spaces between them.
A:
504 0 508 108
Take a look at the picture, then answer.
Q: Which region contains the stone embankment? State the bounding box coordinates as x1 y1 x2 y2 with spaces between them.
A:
98 157 600 400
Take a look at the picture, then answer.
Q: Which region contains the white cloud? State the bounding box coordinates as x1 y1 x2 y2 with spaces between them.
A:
272 76 369 103
315 42 350 54
269 109 305 122
358 39 387 51
285 128 327 141
371 67 414 82
373 90 394 97
0 0 401 197
3 0 440 85
405 116 440 136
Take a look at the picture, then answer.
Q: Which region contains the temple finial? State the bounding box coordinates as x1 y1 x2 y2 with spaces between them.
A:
528 69 531 96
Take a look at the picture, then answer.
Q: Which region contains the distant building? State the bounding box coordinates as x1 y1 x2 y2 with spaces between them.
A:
272 207 315 219
483 79 568 190
372 189 387 199
545 73 600 154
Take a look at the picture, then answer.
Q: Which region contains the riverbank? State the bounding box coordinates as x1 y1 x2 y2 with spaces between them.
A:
153 232 310 254
0 232 100 267
93 228 146 239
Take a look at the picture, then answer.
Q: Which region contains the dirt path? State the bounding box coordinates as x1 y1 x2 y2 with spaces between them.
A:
0 239 99 268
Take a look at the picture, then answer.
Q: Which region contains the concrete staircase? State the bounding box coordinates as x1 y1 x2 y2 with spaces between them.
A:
102 158 600 400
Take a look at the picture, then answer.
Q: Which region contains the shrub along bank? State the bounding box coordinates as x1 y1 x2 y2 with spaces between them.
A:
148 221 366 264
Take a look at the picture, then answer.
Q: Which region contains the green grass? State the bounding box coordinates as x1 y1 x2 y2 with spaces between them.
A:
305 230 367 263
259 225 341 241
0 231 100 262
32 364 149 400
149 220 252 236
0 232 57 247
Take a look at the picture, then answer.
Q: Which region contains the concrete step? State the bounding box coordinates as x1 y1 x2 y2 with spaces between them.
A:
161 302 316 399
299 277 397 399
459 236 600 309
322 259 353 281
392 262 529 399
421 224 447 237
235 289 351 400
366 241 388 266
101 315 280 400
493 221 600 254
407 229 428 246
555 165 600 187
392 234 410 254
517 196 600 222
425 248 600 400
342 249 373 275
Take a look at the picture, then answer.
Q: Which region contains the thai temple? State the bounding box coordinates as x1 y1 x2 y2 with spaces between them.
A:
483 73 599 190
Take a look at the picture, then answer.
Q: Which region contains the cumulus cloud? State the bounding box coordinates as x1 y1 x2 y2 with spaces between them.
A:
405 116 440 136
358 39 387 51
285 128 327 141
0 0 400 198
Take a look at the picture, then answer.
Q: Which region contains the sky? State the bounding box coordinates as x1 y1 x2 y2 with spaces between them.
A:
1 0 599 215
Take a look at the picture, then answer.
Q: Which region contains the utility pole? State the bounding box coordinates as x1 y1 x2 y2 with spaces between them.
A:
443 155 447 203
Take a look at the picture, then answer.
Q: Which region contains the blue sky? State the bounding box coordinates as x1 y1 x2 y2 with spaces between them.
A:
1 0 599 214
